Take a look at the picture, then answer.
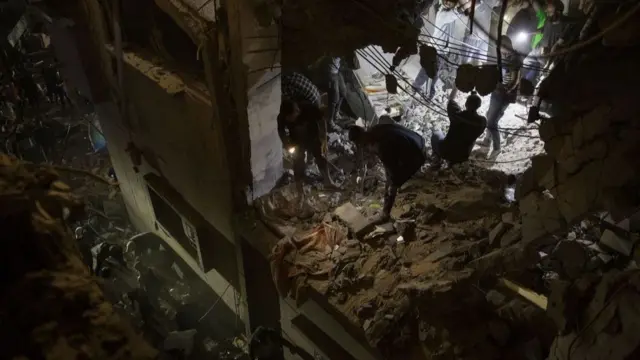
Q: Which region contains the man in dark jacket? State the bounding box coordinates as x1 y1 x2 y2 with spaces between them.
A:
278 99 338 195
431 88 486 166
348 124 426 221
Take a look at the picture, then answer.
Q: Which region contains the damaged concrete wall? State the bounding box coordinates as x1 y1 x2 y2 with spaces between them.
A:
517 7 640 243
247 71 283 199
282 0 426 67
52 0 249 327
119 51 234 241
234 0 283 200
95 52 245 322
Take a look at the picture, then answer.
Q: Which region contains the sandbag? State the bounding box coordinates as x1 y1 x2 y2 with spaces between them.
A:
456 63 477 93
476 65 500 96
419 45 439 79
392 44 417 70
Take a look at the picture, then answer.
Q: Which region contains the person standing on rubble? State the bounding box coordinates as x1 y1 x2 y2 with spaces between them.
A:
479 36 522 159
326 57 347 131
278 99 339 195
431 88 486 167
412 0 458 100
348 124 426 222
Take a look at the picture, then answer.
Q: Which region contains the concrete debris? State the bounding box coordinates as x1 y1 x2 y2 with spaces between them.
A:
485 290 508 308
393 220 416 241
334 202 376 237
600 228 635 257
548 270 640 360
260 122 631 359
551 241 589 279
488 320 511 346
500 225 523 248
489 221 511 247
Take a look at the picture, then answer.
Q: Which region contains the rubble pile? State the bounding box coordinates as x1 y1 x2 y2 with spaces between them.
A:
517 9 640 246
0 154 157 359
261 163 543 358
261 142 640 359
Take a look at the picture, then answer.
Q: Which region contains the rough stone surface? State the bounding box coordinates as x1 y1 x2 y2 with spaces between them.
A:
521 21 640 245
551 241 588 279
334 202 376 237
489 222 510 247
548 270 640 360
0 155 157 359
282 0 426 67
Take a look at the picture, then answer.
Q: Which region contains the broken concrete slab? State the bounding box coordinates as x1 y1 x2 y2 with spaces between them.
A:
599 229 634 256
488 320 511 346
489 222 510 247
424 243 454 263
500 225 522 248
334 202 376 237
501 212 516 225
552 241 588 279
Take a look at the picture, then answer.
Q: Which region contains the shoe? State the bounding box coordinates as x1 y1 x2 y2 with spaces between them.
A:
487 148 502 160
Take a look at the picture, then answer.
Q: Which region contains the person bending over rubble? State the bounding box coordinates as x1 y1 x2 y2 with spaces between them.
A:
348 124 426 222
431 88 486 167
278 99 338 195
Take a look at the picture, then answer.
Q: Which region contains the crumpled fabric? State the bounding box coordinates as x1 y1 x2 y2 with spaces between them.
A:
255 183 316 220
270 224 346 303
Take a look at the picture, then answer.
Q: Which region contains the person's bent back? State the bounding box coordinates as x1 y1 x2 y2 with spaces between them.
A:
431 89 486 165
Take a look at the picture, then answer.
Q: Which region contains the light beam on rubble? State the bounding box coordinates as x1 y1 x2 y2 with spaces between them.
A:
288 147 296 154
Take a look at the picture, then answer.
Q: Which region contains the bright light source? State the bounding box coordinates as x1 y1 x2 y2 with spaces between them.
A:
515 31 529 44
288 147 296 154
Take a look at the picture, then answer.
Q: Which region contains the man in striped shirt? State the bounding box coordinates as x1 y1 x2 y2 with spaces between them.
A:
480 36 522 159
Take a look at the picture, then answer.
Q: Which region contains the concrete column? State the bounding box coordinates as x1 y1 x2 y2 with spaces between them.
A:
247 69 283 200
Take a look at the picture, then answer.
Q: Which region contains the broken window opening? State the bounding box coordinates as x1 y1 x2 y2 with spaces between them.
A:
147 182 200 261
149 5 205 77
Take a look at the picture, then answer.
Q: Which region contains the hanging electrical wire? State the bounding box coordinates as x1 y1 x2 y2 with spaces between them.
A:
417 17 550 73
357 48 541 139
343 0 640 66
356 49 449 116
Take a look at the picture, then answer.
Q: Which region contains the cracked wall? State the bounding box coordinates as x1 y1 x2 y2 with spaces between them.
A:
517 8 640 244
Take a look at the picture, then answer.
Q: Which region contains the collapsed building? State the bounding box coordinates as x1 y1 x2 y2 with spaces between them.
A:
5 0 640 359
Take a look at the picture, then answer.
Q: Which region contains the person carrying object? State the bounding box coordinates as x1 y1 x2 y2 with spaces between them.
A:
431 88 486 167
479 36 522 160
348 123 426 223
278 99 339 196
